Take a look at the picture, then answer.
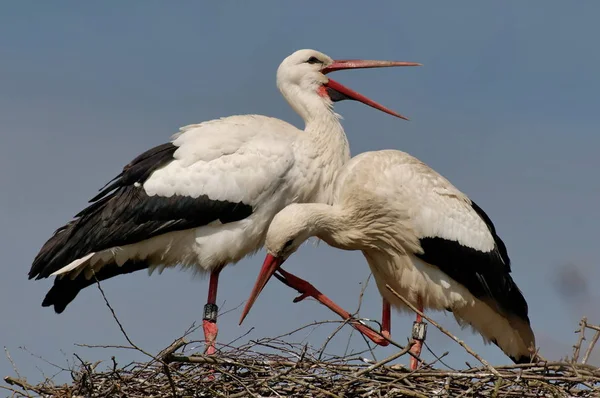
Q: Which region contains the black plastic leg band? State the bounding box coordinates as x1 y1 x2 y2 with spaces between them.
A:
203 303 218 323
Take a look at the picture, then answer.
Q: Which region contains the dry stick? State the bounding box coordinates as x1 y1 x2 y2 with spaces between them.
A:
342 274 374 360
223 327 255 350
281 375 343 398
19 346 71 373
75 343 136 350
423 341 455 370
350 284 391 363
3 377 45 397
160 338 188 362
582 330 600 365
572 317 587 363
217 367 261 398
4 348 24 382
586 323 600 332
4 348 33 398
73 353 96 395
381 386 429 398
0 384 27 397
313 280 373 360
227 370 288 398
350 344 413 379
344 342 446 394
318 317 355 360
392 370 592 381
228 346 309 398
159 338 187 398
385 284 501 377
366 349 454 394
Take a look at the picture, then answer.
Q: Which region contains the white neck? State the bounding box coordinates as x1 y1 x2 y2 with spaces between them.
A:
288 203 365 251
278 79 334 125
289 202 421 256
278 83 351 204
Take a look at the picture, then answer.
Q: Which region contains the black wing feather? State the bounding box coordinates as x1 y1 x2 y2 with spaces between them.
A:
90 142 177 202
29 142 253 280
42 260 150 314
415 200 529 321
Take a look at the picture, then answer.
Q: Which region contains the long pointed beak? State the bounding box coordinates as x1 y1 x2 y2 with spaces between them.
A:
325 78 409 120
322 59 421 121
239 253 284 325
322 60 422 74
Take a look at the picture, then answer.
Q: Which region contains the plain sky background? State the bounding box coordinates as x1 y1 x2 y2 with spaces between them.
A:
1 1 599 385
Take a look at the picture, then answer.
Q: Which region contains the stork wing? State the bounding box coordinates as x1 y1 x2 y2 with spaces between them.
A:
379 154 527 320
29 115 296 280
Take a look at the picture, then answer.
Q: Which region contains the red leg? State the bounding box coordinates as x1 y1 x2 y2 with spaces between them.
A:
203 267 222 355
409 295 426 370
382 299 391 339
277 268 389 346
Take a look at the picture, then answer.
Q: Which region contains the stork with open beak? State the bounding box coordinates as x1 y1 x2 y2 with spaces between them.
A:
29 50 420 355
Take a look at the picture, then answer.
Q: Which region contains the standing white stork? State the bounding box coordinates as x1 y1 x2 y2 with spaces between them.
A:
240 149 537 368
29 50 420 354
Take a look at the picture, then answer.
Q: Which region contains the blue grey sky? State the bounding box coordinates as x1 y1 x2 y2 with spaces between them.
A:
1 2 599 383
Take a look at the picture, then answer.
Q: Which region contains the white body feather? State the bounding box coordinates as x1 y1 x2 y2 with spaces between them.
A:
266 149 535 362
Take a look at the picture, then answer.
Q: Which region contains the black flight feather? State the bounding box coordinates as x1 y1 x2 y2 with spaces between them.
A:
29 142 253 282
414 200 529 321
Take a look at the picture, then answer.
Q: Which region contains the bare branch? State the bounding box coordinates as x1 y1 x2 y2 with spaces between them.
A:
582 330 600 365
573 317 587 363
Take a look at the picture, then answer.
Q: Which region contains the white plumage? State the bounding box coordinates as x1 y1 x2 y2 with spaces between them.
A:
242 149 536 366
29 49 419 354
54 115 310 277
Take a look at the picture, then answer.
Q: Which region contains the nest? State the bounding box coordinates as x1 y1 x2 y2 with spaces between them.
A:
3 284 600 397
3 330 600 398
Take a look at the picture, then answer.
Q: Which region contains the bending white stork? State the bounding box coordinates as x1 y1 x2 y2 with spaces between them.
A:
28 50 420 354
240 149 537 367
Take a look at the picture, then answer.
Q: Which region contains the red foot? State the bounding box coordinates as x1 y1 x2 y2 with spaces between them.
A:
277 268 389 346
203 320 218 355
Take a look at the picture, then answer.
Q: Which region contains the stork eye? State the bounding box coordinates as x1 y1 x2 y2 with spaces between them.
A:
306 56 323 65
283 239 294 249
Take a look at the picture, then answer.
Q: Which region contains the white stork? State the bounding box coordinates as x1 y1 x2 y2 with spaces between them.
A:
29 50 420 354
240 149 537 368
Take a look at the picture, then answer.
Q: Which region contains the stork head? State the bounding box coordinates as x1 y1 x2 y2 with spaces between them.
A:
265 203 318 260
276 49 420 122
239 203 325 324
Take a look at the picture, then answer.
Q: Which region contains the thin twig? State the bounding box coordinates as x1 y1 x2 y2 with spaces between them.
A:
351 344 412 378
318 318 354 360
423 341 455 370
4 348 32 398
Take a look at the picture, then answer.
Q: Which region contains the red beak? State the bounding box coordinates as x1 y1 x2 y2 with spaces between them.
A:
323 60 422 74
322 59 421 120
239 253 284 325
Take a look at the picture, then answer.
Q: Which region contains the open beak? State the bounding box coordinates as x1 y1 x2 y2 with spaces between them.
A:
322 59 421 120
239 253 284 325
